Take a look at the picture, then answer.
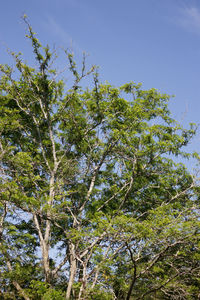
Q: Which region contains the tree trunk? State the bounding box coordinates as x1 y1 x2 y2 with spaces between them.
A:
66 243 77 299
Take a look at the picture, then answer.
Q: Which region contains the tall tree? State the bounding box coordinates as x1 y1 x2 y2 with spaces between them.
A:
0 18 199 299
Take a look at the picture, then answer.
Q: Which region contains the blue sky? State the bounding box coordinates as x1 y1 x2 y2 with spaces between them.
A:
1 0 200 163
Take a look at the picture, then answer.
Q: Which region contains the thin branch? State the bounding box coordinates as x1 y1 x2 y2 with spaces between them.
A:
52 255 68 276
79 140 117 212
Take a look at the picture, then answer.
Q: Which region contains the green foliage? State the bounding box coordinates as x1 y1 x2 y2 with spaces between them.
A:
29 281 65 300
0 19 199 300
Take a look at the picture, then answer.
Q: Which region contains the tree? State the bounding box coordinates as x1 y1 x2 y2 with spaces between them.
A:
0 18 199 299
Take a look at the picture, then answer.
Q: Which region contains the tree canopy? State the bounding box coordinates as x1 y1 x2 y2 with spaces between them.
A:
0 19 200 299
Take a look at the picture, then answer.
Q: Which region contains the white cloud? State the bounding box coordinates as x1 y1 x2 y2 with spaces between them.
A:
47 16 71 43
43 15 83 53
178 5 200 33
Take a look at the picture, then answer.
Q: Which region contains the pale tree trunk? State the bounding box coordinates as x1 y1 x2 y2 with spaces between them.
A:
66 242 77 299
78 261 87 300
33 213 51 283
31 108 56 283
33 173 56 283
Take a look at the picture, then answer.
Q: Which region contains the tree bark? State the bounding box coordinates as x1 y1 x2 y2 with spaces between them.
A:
66 242 77 299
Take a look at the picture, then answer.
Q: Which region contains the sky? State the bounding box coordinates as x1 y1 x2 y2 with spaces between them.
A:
1 0 200 167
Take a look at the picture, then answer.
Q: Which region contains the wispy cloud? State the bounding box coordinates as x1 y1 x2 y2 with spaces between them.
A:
43 15 83 53
177 5 200 34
